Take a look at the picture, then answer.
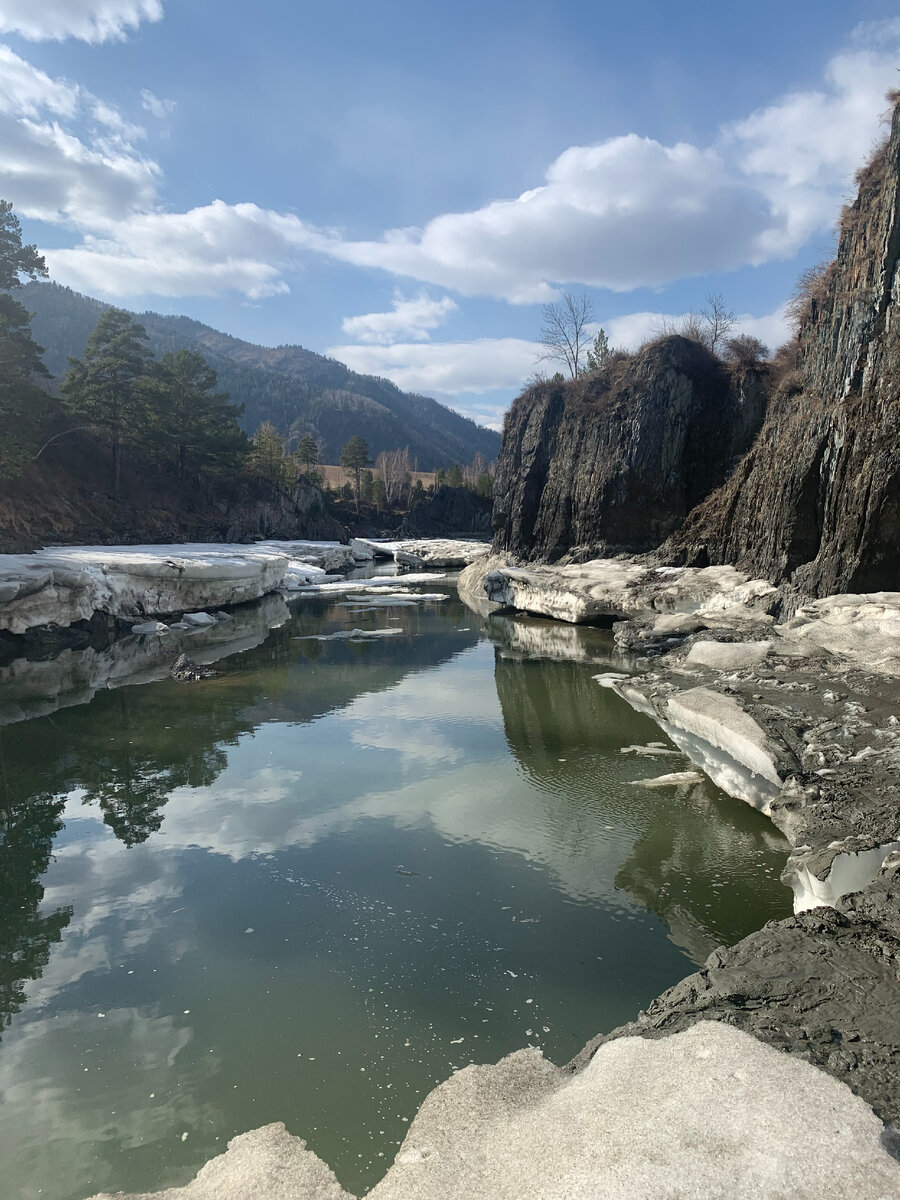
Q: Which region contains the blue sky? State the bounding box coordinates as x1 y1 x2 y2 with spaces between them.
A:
1 1 899 429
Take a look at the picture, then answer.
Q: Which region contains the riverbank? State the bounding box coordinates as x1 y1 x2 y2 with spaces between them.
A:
459 554 900 1129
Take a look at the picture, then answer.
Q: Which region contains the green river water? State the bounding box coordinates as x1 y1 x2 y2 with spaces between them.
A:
0 582 792 1198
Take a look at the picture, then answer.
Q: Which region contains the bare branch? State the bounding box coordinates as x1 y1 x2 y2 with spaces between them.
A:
537 291 595 378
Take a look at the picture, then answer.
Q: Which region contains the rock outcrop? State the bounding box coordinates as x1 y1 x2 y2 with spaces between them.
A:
492 337 766 562
666 104 900 595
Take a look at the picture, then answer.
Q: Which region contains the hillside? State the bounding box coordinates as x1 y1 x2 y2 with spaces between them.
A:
20 282 500 471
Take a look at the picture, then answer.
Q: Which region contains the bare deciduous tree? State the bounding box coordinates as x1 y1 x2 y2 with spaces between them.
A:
701 293 736 352
463 452 489 488
376 446 412 507
537 291 595 379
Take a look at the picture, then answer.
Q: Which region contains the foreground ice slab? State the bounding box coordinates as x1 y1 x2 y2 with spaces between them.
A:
87 1023 899 1200
777 593 900 675
0 543 292 634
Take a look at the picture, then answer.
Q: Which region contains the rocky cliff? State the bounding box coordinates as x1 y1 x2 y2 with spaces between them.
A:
665 104 900 595
492 338 766 561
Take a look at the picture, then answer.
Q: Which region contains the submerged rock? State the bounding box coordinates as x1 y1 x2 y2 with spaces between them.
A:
171 653 218 682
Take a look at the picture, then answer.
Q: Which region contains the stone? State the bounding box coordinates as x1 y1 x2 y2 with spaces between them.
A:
171 654 218 682
685 640 773 669
181 612 217 627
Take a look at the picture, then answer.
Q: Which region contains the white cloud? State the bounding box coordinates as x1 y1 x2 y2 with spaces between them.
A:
325 21 900 302
326 336 539 395
604 306 790 354
0 46 158 223
45 200 329 298
0 0 163 43
341 291 457 344
329 304 790 407
140 88 176 120
0 44 78 118
332 138 774 302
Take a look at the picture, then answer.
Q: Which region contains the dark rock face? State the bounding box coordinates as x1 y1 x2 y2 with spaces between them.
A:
666 107 900 595
403 485 492 537
492 338 766 562
570 857 900 1128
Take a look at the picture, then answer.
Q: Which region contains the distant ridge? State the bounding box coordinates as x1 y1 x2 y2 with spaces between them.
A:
21 281 501 471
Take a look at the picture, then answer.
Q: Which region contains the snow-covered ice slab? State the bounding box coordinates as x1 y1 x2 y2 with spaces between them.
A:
394 539 491 570
0 543 292 635
777 593 900 676
86 1023 900 1200
255 540 357 573
294 628 404 642
461 556 778 626
289 573 447 596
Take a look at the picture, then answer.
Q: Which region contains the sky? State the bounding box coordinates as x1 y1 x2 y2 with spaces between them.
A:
1 1 899 430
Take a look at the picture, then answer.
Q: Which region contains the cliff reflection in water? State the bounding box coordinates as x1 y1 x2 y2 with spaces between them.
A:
488 612 790 962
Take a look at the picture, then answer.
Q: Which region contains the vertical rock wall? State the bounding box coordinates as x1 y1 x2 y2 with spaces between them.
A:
492 338 767 562
667 103 900 595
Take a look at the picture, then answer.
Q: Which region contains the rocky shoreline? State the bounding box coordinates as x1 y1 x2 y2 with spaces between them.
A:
460 553 900 1131
57 545 899 1199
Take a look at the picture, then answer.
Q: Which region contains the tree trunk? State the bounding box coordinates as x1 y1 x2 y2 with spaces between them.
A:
113 435 121 500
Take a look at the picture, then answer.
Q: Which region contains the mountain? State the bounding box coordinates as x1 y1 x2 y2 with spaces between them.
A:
19 281 501 471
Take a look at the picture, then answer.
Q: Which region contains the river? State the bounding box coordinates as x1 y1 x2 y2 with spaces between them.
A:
0 581 791 1198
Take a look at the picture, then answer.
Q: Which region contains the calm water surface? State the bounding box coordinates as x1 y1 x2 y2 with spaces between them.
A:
0 584 791 1198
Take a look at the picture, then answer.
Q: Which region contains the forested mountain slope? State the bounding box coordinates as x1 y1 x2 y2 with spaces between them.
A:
20 282 500 470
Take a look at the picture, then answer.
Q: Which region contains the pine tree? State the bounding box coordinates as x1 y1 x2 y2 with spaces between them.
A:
585 329 610 373
0 200 53 478
60 308 154 497
295 433 319 474
251 421 287 486
339 435 371 511
0 294 53 477
154 349 247 477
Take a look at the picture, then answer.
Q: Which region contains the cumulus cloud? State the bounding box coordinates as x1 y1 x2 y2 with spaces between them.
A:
46 200 329 298
332 138 775 302
327 337 538 395
0 0 163 43
341 291 457 344
140 88 176 120
0 46 158 223
326 21 900 302
604 306 791 354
